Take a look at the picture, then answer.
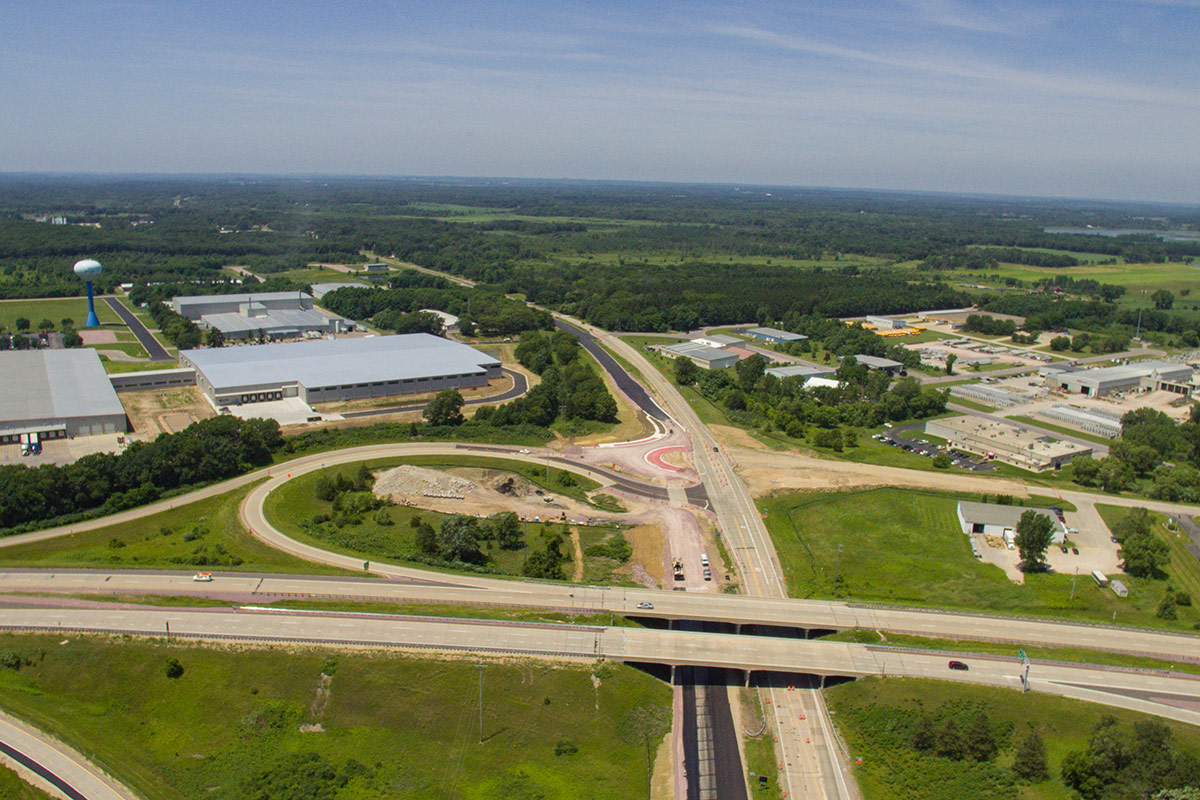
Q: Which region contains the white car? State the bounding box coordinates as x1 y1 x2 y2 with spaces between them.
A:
635 601 654 610
192 572 213 582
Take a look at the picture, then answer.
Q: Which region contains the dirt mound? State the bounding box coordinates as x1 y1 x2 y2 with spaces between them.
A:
480 470 546 500
373 465 477 499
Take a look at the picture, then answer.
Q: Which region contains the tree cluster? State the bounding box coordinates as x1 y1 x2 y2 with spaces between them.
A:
1061 716 1200 800
0 415 282 531
474 330 617 426
910 708 1002 763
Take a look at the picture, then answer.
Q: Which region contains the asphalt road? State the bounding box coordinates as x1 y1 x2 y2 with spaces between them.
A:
9 570 1199 663
0 709 136 800
102 296 172 361
339 368 529 418
4 605 1198 727
555 318 670 421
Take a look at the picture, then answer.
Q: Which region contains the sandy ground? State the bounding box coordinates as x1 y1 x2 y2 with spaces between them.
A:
120 387 215 438
80 329 117 344
731 447 1033 498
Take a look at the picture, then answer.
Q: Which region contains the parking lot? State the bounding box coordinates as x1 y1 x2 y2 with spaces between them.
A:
879 426 996 472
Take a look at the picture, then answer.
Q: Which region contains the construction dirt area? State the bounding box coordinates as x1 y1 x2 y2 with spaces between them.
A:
371 464 728 592
121 387 215 438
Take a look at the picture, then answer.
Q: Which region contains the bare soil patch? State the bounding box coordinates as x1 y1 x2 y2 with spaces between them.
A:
121 387 215 438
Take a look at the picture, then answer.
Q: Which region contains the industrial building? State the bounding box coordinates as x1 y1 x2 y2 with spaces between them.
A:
741 326 807 344
0 349 128 442
310 282 368 299
691 334 741 348
949 383 1031 408
180 334 502 408
853 354 905 374
1047 361 1193 397
865 315 906 330
171 291 350 341
362 263 391 281
1037 405 1123 438
957 501 1067 545
925 415 1092 471
766 365 834 381
660 341 739 370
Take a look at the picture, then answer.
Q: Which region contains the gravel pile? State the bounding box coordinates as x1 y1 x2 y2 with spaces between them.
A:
373 465 477 498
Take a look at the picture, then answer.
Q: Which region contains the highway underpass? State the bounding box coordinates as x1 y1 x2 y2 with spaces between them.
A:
2 604 1198 729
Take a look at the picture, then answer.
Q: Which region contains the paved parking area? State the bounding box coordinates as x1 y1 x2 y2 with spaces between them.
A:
880 426 995 472
0 434 125 466
223 397 344 426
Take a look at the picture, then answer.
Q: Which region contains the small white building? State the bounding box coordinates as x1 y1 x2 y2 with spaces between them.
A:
956 501 1067 544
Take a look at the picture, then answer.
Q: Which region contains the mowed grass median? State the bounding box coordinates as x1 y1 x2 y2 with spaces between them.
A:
0 633 670 800
763 488 1199 629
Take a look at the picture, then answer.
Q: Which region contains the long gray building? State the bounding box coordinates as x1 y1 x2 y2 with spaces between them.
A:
1048 361 1193 397
180 334 502 407
0 349 128 442
171 291 349 341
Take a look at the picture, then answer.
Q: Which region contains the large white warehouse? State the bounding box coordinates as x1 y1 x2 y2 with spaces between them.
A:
0 349 128 442
180 334 502 407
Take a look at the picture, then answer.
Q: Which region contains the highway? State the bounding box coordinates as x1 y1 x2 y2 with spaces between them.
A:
2 605 1197 729
9 571 1200 663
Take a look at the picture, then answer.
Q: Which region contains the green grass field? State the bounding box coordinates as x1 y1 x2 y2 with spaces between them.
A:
827 677 1200 800
1095 505 1200 604
0 296 122 331
0 763 53 800
938 259 1200 293
263 458 636 584
0 483 353 575
763 488 1198 629
0 633 670 800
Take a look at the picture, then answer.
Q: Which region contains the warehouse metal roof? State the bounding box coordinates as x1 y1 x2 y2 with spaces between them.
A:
310 282 368 299
203 307 342 335
174 291 311 307
181 334 501 391
0 349 126 423
853 354 904 369
958 501 1067 535
744 326 807 341
663 342 737 363
766 365 833 379
1068 361 1191 385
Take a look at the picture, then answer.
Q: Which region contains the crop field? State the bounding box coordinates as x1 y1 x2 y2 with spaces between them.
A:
827 677 1200 800
762 487 1198 629
0 633 670 800
937 259 1200 292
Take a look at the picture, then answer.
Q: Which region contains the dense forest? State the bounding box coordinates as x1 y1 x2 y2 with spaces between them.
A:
2 176 1198 336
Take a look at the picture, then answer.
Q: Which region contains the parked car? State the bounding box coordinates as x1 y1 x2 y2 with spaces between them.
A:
635 601 654 609
1072 547 1080 555
948 660 969 671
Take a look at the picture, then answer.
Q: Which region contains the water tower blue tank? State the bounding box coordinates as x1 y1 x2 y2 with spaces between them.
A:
73 259 102 327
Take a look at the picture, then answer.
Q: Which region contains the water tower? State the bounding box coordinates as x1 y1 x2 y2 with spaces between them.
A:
73 259 102 327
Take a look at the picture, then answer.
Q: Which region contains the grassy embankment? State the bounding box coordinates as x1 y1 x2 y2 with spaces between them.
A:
0 483 354 575
763 487 1199 630
1096 504 1200 607
0 633 670 800
827 677 1200 800
0 763 53 800
263 456 639 585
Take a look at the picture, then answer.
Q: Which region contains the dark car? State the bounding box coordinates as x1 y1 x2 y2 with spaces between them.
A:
948 660 969 671
1072 547 1080 555
1060 545 1069 553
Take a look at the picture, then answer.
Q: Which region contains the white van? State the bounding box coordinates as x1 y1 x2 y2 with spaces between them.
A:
700 553 710 567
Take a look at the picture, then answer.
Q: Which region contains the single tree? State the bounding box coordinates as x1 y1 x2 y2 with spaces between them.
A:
413 521 438 555
1157 590 1178 620
491 511 523 550
1014 731 1049 781
15 317 30 331
437 514 483 563
37 319 54 331
205 327 225 348
424 389 465 426
673 355 699 386
1152 289 1175 310
945 353 957 375
1015 510 1055 572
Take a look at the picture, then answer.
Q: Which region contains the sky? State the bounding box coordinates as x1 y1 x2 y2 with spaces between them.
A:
2 0 1199 203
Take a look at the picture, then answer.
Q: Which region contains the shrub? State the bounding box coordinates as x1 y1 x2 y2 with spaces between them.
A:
165 657 184 679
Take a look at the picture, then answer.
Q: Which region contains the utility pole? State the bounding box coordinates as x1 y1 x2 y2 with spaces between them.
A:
1135 289 1146 340
475 663 485 744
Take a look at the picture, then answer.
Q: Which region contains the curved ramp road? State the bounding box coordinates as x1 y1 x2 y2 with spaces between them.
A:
1 606 1197 728
0 709 137 800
